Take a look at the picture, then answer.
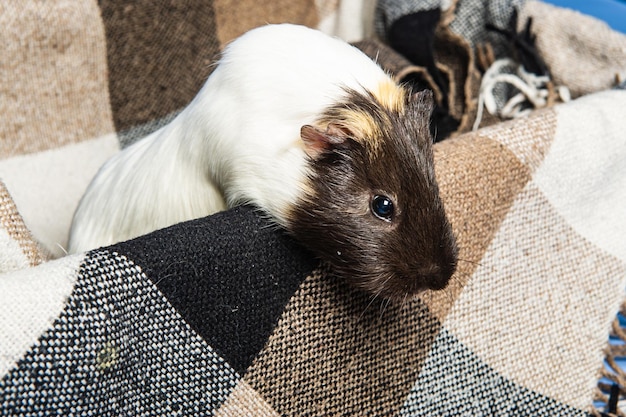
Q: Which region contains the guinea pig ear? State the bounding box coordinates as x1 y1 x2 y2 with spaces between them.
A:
411 89 435 117
300 124 350 159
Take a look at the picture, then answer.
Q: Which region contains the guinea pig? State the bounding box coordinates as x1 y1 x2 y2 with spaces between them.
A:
68 23 458 300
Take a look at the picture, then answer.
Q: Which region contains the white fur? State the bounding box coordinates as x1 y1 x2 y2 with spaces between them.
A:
68 24 391 253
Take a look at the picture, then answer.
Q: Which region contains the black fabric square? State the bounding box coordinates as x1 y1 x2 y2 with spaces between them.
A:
109 205 318 374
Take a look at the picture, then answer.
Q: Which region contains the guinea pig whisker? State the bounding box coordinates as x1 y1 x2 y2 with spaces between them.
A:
358 271 394 321
451 270 472 284
379 297 392 320
258 221 282 232
426 290 434 304
137 272 178 313
431 287 452 304
358 291 382 321
455 258 500 275
401 292 410 311
55 243 69 257
424 284 455 305
456 257 484 267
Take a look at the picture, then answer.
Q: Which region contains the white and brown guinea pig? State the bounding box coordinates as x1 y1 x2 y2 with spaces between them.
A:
69 23 458 299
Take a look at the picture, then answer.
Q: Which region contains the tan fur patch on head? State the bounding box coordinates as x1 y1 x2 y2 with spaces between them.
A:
319 108 383 143
372 79 407 113
314 81 409 156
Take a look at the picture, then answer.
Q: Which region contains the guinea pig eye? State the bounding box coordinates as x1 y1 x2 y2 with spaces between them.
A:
371 195 394 221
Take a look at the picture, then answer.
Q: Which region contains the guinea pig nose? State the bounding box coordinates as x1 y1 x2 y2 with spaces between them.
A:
424 274 450 291
418 264 452 291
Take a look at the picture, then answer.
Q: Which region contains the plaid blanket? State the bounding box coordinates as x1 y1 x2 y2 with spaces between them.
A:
1 0 626 415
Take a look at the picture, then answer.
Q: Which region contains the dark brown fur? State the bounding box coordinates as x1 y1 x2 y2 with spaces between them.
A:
287 88 458 300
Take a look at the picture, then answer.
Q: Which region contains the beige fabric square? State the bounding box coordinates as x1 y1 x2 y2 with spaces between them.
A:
214 379 280 417
429 133 533 320
477 108 557 174
444 182 626 410
0 134 119 258
0 0 114 157
534 90 626 262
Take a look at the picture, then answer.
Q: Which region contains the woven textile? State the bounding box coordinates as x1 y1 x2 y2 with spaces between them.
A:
1 251 239 414
0 181 44 272
1 1 626 415
519 0 626 98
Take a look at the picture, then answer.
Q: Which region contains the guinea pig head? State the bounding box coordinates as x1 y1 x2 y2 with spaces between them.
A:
288 88 458 300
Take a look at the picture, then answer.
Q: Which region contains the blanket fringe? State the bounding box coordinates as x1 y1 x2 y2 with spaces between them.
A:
594 302 626 416
472 58 570 131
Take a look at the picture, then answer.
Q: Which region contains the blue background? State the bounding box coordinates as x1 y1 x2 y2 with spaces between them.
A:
542 0 626 33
